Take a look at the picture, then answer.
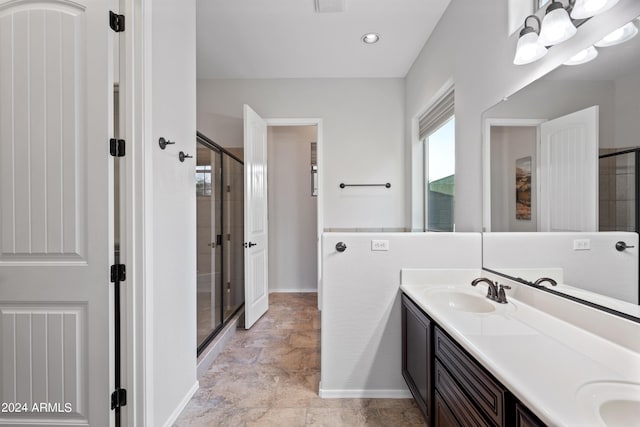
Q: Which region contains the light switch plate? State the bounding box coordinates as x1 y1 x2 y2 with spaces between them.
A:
573 239 591 251
371 240 389 251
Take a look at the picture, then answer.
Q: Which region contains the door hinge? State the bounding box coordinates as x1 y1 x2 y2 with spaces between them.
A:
111 388 127 410
110 264 126 283
216 234 223 246
227 185 231 193
109 11 125 32
110 139 125 157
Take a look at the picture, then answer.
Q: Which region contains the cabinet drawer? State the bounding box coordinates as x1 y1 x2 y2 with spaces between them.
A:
435 327 505 426
435 361 491 426
434 391 461 427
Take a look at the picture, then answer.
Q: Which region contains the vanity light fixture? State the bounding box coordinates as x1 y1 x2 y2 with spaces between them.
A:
538 0 578 46
514 15 548 65
361 33 380 44
594 21 638 47
563 45 598 65
570 0 619 19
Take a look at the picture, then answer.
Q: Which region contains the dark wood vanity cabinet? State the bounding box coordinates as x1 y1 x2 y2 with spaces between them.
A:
401 293 548 427
402 294 432 423
515 403 546 427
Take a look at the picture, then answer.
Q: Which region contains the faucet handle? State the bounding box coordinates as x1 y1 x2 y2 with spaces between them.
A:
497 284 511 304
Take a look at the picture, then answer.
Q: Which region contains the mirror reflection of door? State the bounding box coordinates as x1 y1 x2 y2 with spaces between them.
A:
488 106 599 232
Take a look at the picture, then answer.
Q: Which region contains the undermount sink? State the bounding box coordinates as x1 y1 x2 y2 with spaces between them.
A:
429 291 496 313
575 381 640 426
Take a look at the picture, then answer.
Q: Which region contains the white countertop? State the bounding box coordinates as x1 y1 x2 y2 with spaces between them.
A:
400 272 640 427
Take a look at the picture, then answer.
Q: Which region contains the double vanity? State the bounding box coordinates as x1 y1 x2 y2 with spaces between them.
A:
400 269 640 427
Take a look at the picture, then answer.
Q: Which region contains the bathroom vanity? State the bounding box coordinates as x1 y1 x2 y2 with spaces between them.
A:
402 294 543 427
400 269 640 427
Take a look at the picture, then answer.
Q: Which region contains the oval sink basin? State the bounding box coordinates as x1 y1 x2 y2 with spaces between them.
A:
576 381 640 426
429 291 495 313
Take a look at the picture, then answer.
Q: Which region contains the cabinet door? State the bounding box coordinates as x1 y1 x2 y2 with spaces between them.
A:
435 391 461 427
516 403 547 427
402 294 432 422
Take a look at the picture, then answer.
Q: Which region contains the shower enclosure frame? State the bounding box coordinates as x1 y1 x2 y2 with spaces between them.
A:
598 147 640 305
196 131 245 356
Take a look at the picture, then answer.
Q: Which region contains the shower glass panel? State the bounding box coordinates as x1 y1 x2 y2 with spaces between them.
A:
223 155 245 322
599 148 639 233
196 132 245 355
196 142 223 346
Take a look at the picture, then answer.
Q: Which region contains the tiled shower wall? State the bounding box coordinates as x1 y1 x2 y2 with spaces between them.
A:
599 148 637 232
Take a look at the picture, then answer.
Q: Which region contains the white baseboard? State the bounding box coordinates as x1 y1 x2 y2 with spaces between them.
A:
318 384 412 399
270 288 317 293
162 381 199 427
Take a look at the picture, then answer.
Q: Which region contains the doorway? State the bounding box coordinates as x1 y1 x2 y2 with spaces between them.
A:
267 125 319 294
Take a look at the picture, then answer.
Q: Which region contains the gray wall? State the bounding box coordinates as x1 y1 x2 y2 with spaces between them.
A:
490 126 538 232
197 78 406 229
268 126 318 292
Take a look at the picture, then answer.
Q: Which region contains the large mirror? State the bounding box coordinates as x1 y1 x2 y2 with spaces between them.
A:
482 15 640 320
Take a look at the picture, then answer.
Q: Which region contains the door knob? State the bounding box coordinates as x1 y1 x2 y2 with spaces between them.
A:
335 242 347 252
244 242 257 248
615 241 635 252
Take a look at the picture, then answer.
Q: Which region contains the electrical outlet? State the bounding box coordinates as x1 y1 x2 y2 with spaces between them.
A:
573 239 591 251
371 240 389 251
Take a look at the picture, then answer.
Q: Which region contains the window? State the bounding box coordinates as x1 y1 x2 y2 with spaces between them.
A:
537 0 551 9
196 165 212 196
424 117 455 231
419 87 455 231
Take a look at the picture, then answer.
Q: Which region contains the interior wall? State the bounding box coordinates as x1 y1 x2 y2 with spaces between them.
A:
321 232 482 396
490 126 537 232
483 232 639 303
484 79 615 148
267 126 318 292
149 0 198 424
405 0 640 231
614 71 640 149
197 78 405 229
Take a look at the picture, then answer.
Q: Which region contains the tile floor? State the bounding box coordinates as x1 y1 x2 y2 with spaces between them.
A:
174 293 426 426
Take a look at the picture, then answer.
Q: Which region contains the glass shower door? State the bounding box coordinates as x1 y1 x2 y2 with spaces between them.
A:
223 154 245 322
196 142 223 347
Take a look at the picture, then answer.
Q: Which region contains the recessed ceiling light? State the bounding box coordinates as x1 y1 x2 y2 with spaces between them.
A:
361 33 380 44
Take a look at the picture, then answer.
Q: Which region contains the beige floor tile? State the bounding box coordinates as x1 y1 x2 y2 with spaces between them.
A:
174 293 426 427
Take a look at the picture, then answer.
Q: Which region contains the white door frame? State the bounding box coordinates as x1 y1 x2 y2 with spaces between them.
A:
264 118 324 310
120 0 151 425
482 118 546 232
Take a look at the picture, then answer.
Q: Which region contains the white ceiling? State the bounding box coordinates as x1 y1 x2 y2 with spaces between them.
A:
196 0 451 79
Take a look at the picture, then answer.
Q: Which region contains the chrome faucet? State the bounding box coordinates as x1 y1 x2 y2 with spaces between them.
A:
533 277 557 287
471 277 511 304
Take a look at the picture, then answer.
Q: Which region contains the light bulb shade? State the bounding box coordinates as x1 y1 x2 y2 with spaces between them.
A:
563 45 598 65
594 21 638 47
514 31 548 65
538 3 578 46
570 0 619 19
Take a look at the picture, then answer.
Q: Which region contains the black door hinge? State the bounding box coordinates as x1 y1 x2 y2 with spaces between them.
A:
110 139 125 157
111 264 126 283
109 11 125 32
111 388 127 410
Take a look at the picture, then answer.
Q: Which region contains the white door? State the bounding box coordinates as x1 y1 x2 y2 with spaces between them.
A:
539 106 599 232
0 0 115 426
243 105 269 328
